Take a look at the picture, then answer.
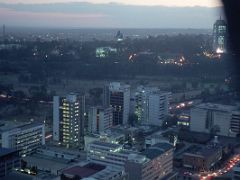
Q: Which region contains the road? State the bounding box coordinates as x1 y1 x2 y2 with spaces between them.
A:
190 154 240 180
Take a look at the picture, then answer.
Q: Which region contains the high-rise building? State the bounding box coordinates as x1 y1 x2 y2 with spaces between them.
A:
134 86 158 123
213 18 227 53
135 86 171 126
190 103 240 137
88 106 113 134
53 93 85 149
104 82 130 125
0 122 45 157
125 143 174 180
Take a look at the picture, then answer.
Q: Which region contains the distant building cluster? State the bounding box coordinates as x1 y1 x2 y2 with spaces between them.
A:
96 47 117 58
213 18 227 54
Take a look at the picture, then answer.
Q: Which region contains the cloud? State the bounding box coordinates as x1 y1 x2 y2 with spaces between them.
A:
0 2 222 28
0 0 222 7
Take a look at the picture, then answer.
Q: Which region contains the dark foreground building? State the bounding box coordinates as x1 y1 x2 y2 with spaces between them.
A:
0 148 20 178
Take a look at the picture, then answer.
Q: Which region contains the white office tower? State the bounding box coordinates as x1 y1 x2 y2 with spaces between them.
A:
53 93 85 149
190 103 240 137
104 82 130 125
135 86 171 126
0 122 45 157
135 86 159 124
88 106 113 134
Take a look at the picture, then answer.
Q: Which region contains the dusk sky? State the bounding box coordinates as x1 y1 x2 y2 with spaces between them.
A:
1 0 221 7
0 0 223 28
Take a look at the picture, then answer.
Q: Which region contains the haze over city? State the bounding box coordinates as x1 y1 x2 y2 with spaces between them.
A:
1 1 240 180
0 0 222 28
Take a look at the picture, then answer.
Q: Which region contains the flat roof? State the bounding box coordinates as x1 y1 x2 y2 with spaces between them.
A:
0 121 43 133
63 163 105 178
184 145 221 158
90 141 121 149
195 103 236 112
0 148 18 157
141 143 173 160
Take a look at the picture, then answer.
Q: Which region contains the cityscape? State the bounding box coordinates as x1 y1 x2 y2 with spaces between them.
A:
0 1 240 180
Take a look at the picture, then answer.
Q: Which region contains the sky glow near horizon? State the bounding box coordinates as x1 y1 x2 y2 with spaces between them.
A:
0 0 222 28
1 0 221 7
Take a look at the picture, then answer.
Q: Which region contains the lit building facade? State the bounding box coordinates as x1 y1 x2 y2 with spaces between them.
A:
87 141 131 167
88 106 113 134
53 93 85 149
125 143 174 180
190 103 240 137
104 82 130 125
231 111 240 135
134 86 158 124
135 86 171 126
213 18 227 53
0 123 45 157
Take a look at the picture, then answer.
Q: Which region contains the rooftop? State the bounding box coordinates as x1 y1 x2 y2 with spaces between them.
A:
184 144 221 158
0 148 18 157
90 141 121 149
62 163 106 178
194 103 237 112
0 121 43 133
141 143 173 160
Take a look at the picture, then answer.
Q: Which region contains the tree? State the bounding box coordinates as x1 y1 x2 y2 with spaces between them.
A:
128 114 138 126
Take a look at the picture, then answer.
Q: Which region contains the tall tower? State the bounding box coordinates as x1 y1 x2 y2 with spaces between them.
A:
104 82 130 125
135 86 171 126
213 18 227 53
53 93 85 149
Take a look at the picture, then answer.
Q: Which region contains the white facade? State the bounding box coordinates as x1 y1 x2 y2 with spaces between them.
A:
134 86 158 123
88 107 113 134
0 123 45 157
135 86 171 126
190 103 240 137
87 141 131 167
148 92 171 126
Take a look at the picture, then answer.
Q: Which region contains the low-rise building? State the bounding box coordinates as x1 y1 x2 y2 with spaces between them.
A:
190 103 240 137
0 148 20 178
61 162 126 180
36 146 80 162
177 114 190 129
233 164 240 180
183 144 222 171
87 141 131 167
125 143 174 180
0 122 45 157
